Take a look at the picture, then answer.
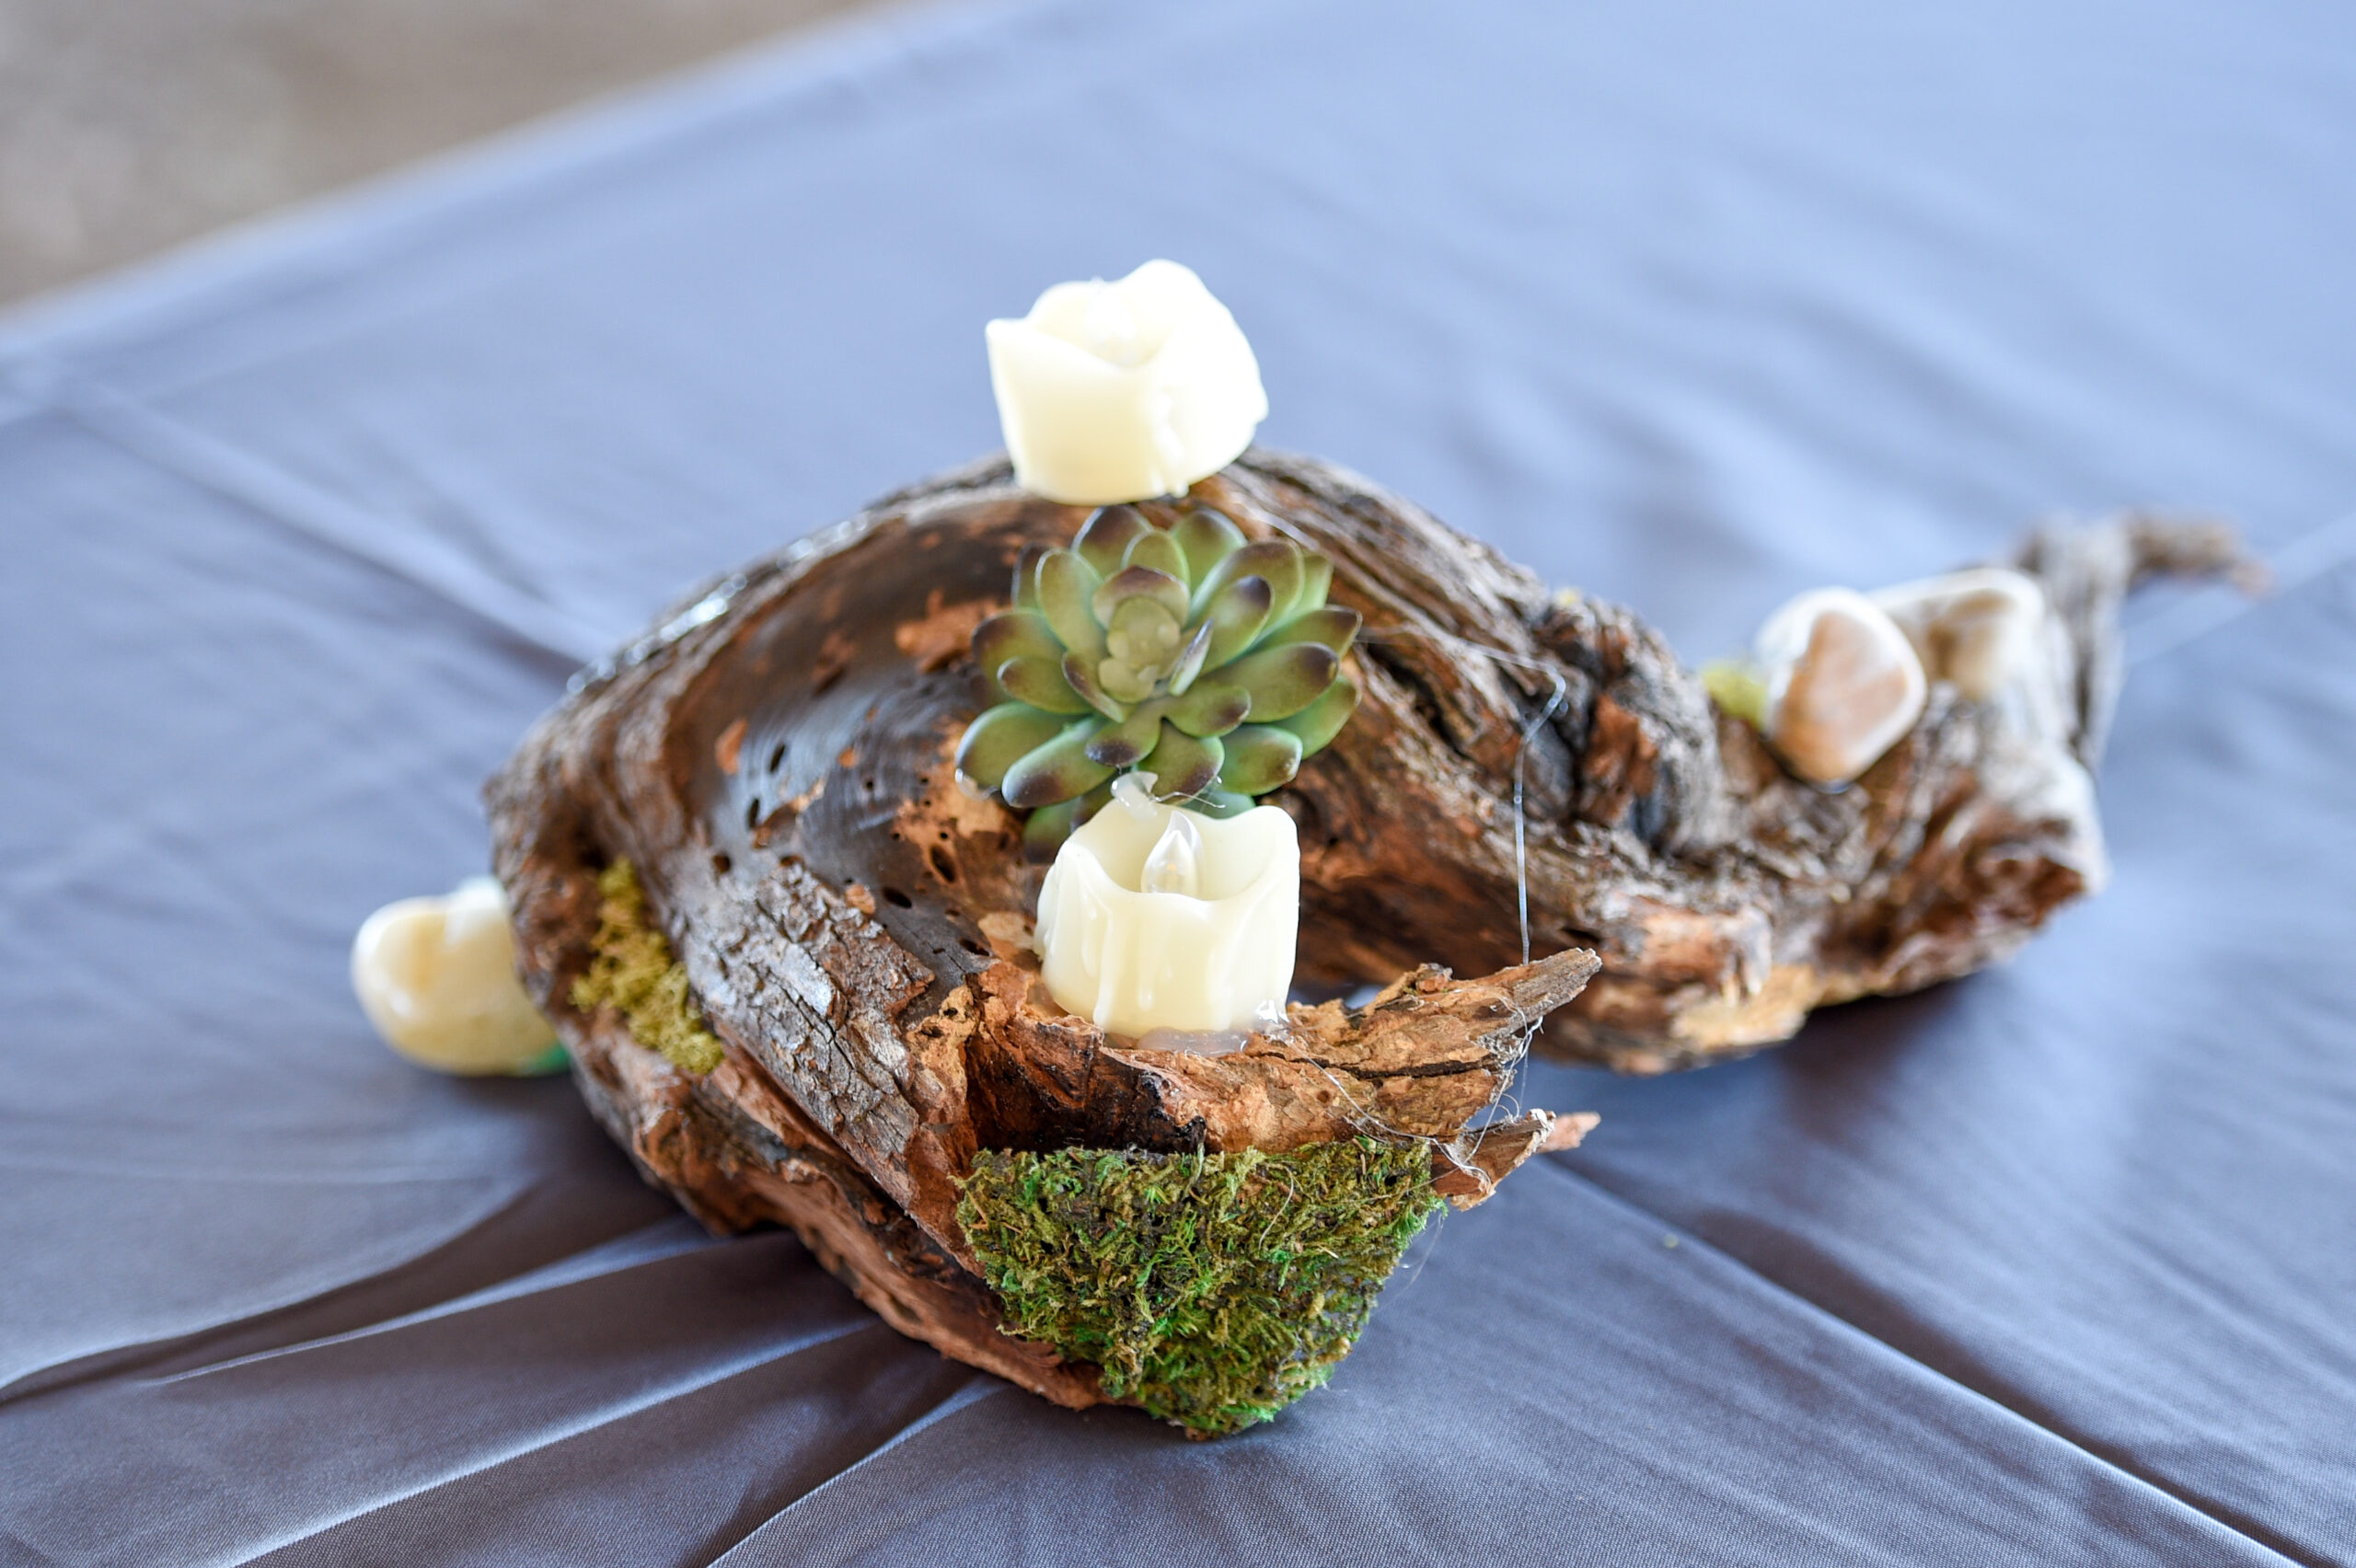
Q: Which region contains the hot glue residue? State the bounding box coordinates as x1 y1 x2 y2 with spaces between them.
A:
1133 1026 1253 1056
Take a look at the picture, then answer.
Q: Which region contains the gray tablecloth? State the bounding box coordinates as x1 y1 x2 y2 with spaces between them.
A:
4 0 2351 1562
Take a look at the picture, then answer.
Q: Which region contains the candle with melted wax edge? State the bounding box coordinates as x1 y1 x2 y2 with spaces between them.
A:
1034 775 1298 1042
985 259 1267 505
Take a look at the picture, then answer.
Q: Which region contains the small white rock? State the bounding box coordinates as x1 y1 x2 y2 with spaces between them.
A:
1756 587 1928 786
1871 566 2047 702
352 876 559 1075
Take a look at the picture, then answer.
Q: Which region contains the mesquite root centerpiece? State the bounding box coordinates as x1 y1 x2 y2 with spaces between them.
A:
488 448 2245 1432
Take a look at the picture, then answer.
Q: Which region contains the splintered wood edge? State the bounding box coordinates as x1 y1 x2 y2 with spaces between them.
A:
556 944 1600 1408
564 1011 1103 1408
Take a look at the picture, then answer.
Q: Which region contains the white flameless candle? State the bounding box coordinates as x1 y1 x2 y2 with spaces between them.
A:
352 877 560 1074
1034 776 1298 1041
985 260 1267 505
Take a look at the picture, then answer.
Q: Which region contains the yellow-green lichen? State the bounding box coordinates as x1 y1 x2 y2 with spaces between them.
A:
1701 657 1769 728
569 859 723 1075
958 1137 1442 1437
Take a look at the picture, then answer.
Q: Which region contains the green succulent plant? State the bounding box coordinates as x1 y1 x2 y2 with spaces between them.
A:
955 502 1361 851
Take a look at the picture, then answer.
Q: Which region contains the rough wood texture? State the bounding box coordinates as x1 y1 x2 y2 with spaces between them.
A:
1201 456 2248 1071
487 452 1607 1411
488 448 2241 1404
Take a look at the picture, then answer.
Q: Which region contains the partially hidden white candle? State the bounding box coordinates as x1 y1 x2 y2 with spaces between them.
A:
352 876 559 1074
1034 775 1298 1041
985 259 1268 506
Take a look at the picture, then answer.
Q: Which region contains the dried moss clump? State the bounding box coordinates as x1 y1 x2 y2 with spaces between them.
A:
569 859 723 1075
958 1137 1442 1437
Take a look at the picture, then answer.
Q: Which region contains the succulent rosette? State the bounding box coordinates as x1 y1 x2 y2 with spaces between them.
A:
956 502 1360 849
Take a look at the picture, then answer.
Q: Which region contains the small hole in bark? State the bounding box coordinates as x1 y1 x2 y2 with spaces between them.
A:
745 797 762 830
958 937 989 957
768 741 788 773
926 845 959 883
881 885 913 908
711 852 733 876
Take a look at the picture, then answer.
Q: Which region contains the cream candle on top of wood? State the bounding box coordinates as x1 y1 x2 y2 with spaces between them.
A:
985 259 1267 506
1034 775 1298 1042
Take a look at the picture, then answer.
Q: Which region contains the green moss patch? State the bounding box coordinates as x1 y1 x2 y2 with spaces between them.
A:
958 1138 1442 1437
569 859 723 1075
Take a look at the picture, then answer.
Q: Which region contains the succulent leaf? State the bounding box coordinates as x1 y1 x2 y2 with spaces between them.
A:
1200 540 1305 628
1037 549 1108 662
1258 604 1361 656
1104 595 1187 673
1092 565 1190 628
1140 722 1224 801
956 702 1070 791
1172 507 1246 585
1003 721 1118 810
1107 595 1181 641
1165 620 1214 696
1061 651 1130 721
1198 574 1276 669
1165 681 1252 738
1297 553 1334 614
1085 703 1165 767
1215 642 1340 721
1075 505 1151 576
999 655 1091 715
1216 724 1304 796
1011 545 1048 612
973 610 1063 674
1277 675 1359 754
1096 658 1159 706
1123 528 1191 584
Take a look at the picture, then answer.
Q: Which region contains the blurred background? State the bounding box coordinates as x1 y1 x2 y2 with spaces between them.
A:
0 0 888 306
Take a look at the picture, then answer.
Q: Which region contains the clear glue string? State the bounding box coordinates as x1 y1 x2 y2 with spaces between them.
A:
1353 623 1568 968
1242 510 1571 1155
1278 621 1568 1155
1242 508 1567 965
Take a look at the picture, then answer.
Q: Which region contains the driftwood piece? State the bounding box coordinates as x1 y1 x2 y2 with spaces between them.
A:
488 447 2242 1408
